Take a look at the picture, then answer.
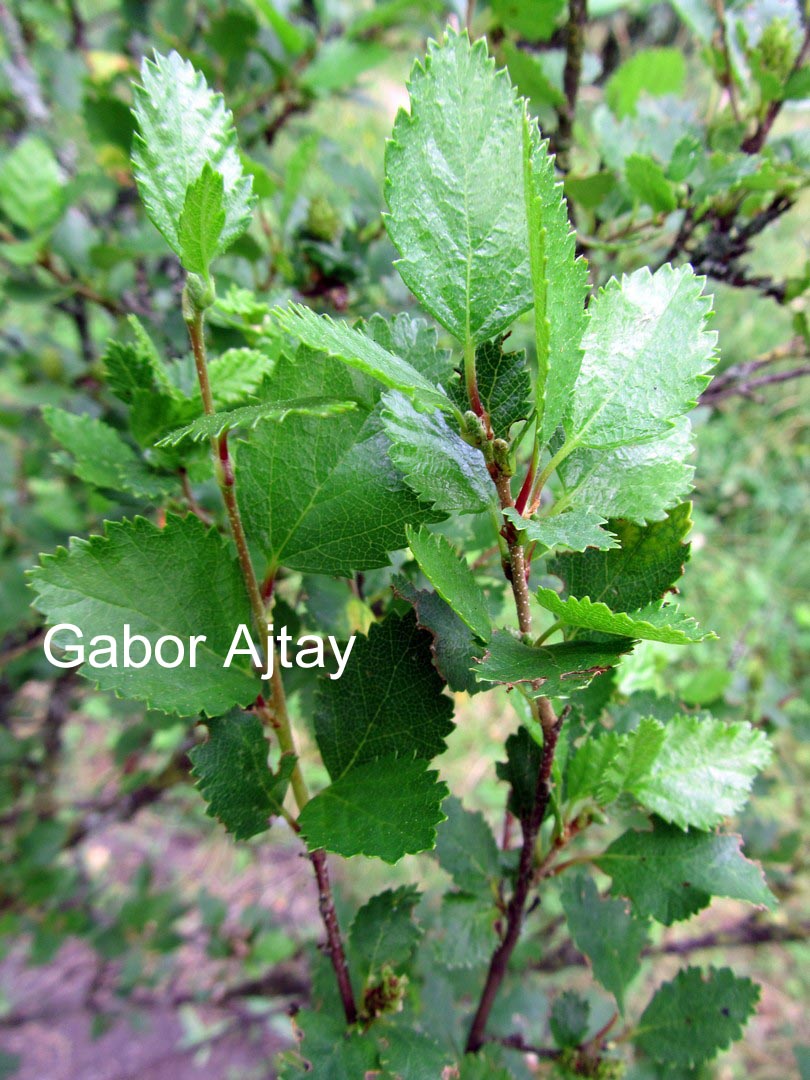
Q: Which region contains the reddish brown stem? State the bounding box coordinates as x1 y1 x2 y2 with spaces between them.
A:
466 716 562 1052
311 849 358 1024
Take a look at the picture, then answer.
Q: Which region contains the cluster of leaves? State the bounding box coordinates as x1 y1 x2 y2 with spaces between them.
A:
2 2 809 1078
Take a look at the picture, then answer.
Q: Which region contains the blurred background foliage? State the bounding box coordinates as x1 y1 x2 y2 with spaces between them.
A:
0 0 808 1077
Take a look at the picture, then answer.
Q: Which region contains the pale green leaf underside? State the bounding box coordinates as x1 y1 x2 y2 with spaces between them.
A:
634 967 759 1067
156 397 356 446
385 30 533 343
29 515 257 716
475 631 632 697
620 714 772 830
132 50 254 259
406 526 491 642
596 819 776 925
558 415 696 525
535 587 713 644
177 163 225 274
523 120 590 442
314 611 454 781
298 757 448 863
206 347 276 407
382 391 492 514
190 711 294 839
275 303 453 414
503 507 617 551
565 264 716 449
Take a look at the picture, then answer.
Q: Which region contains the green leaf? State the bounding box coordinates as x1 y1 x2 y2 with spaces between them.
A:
564 265 716 450
550 991 591 1048
250 0 311 56
300 39 389 94
492 0 565 40
596 819 777 925
365 312 454 385
549 503 693 611
406 526 491 642
392 576 481 695
599 717 667 804
237 351 440 575
503 42 565 108
475 632 632 698
634 967 760 1066
298 756 448 863
504 507 617 552
433 893 498 968
190 711 294 839
131 51 255 261
0 135 64 234
43 406 172 499
207 347 276 407
382 391 492 514
278 1010 378 1078
496 725 542 822
470 335 532 440
535 587 713 644
376 1027 451 1080
559 872 648 1012
102 315 176 404
349 886 422 981
30 515 258 716
275 304 453 414
177 163 226 275
624 714 772 830
314 611 454 780
625 153 679 213
156 397 356 447
434 796 501 894
605 47 687 117
385 30 533 343
523 121 590 442
558 415 697 524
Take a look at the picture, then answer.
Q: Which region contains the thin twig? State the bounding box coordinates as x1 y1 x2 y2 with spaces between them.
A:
742 24 810 153
555 0 588 172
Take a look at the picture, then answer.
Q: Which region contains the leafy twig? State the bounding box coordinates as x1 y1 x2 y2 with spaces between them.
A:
742 23 810 153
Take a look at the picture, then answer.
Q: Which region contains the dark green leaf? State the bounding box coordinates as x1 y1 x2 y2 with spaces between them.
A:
550 991 590 1048
365 312 454 385
406 526 491 641
549 503 693 611
434 796 501 894
298 756 448 863
559 872 648 1012
596 819 777 925
475 632 633 697
30 515 257 716
472 335 532 440
314 611 454 780
392 576 481 695
634 967 760 1066
433 893 498 968
190 711 294 839
496 725 542 822
237 352 440 575
349 886 422 981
